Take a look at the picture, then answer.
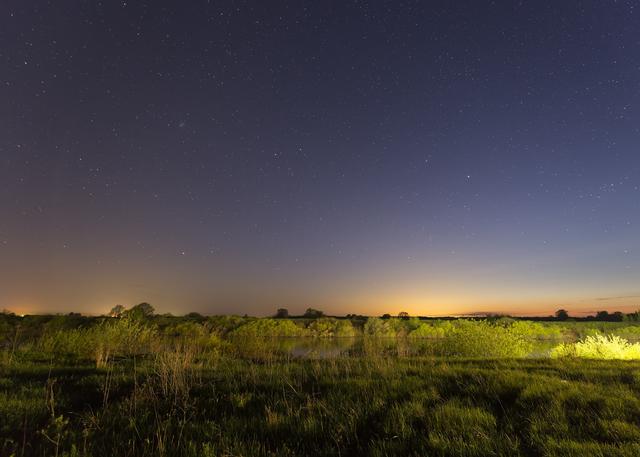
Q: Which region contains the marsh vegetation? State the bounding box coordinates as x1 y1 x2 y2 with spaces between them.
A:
2 307 640 456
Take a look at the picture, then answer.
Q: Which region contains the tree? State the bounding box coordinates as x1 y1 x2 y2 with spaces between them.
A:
124 302 155 320
381 313 391 319
625 310 640 322
398 311 410 320
612 311 625 322
275 308 289 318
185 312 205 321
109 305 125 318
555 309 569 321
595 310 610 321
303 308 324 319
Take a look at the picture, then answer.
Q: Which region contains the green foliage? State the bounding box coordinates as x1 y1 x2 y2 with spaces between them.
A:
228 318 307 337
427 400 515 455
162 321 226 357
44 314 90 332
551 334 640 360
206 315 247 335
0 316 11 342
443 320 533 358
39 328 89 357
508 320 565 339
109 305 125 317
408 321 453 338
4 356 640 456
123 302 155 321
303 308 324 318
9 312 640 455
306 318 356 337
39 319 156 366
611 326 640 339
274 308 289 318
363 317 397 337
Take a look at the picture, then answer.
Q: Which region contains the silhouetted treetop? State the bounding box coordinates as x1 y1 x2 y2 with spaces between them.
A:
303 308 324 318
124 303 155 320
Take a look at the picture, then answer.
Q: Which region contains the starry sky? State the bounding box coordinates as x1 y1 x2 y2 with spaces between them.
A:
2 1 640 317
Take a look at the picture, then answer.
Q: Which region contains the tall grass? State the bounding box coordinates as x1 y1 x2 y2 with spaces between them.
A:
38 318 156 367
2 315 640 455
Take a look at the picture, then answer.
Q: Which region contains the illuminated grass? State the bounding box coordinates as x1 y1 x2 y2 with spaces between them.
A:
3 314 640 455
551 335 640 360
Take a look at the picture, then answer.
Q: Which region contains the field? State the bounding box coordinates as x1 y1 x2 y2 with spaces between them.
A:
2 310 640 456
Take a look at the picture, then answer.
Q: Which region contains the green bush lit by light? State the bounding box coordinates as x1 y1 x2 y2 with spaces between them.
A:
228 318 307 337
442 320 533 358
551 334 640 360
307 318 357 337
40 319 157 367
363 317 397 337
408 322 452 338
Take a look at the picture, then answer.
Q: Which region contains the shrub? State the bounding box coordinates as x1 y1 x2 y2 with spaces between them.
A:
363 318 396 337
307 318 357 337
39 319 156 367
408 322 452 338
443 320 532 358
91 319 156 366
40 328 90 358
551 335 640 360
162 322 225 358
228 319 307 337
508 321 565 339
206 315 247 335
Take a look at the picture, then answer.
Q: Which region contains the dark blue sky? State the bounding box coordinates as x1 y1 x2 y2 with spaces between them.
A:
2 1 639 316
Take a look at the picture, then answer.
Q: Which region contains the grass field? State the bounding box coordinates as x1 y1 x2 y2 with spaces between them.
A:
2 311 640 456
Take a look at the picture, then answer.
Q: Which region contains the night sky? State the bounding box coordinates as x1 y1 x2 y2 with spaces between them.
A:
2 1 640 316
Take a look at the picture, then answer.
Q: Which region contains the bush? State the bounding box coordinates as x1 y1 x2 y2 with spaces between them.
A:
551 335 640 360
228 319 307 337
162 322 225 358
508 321 565 339
363 318 396 337
39 319 156 367
307 318 357 337
443 320 532 358
206 315 247 335
40 328 90 358
408 322 452 338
